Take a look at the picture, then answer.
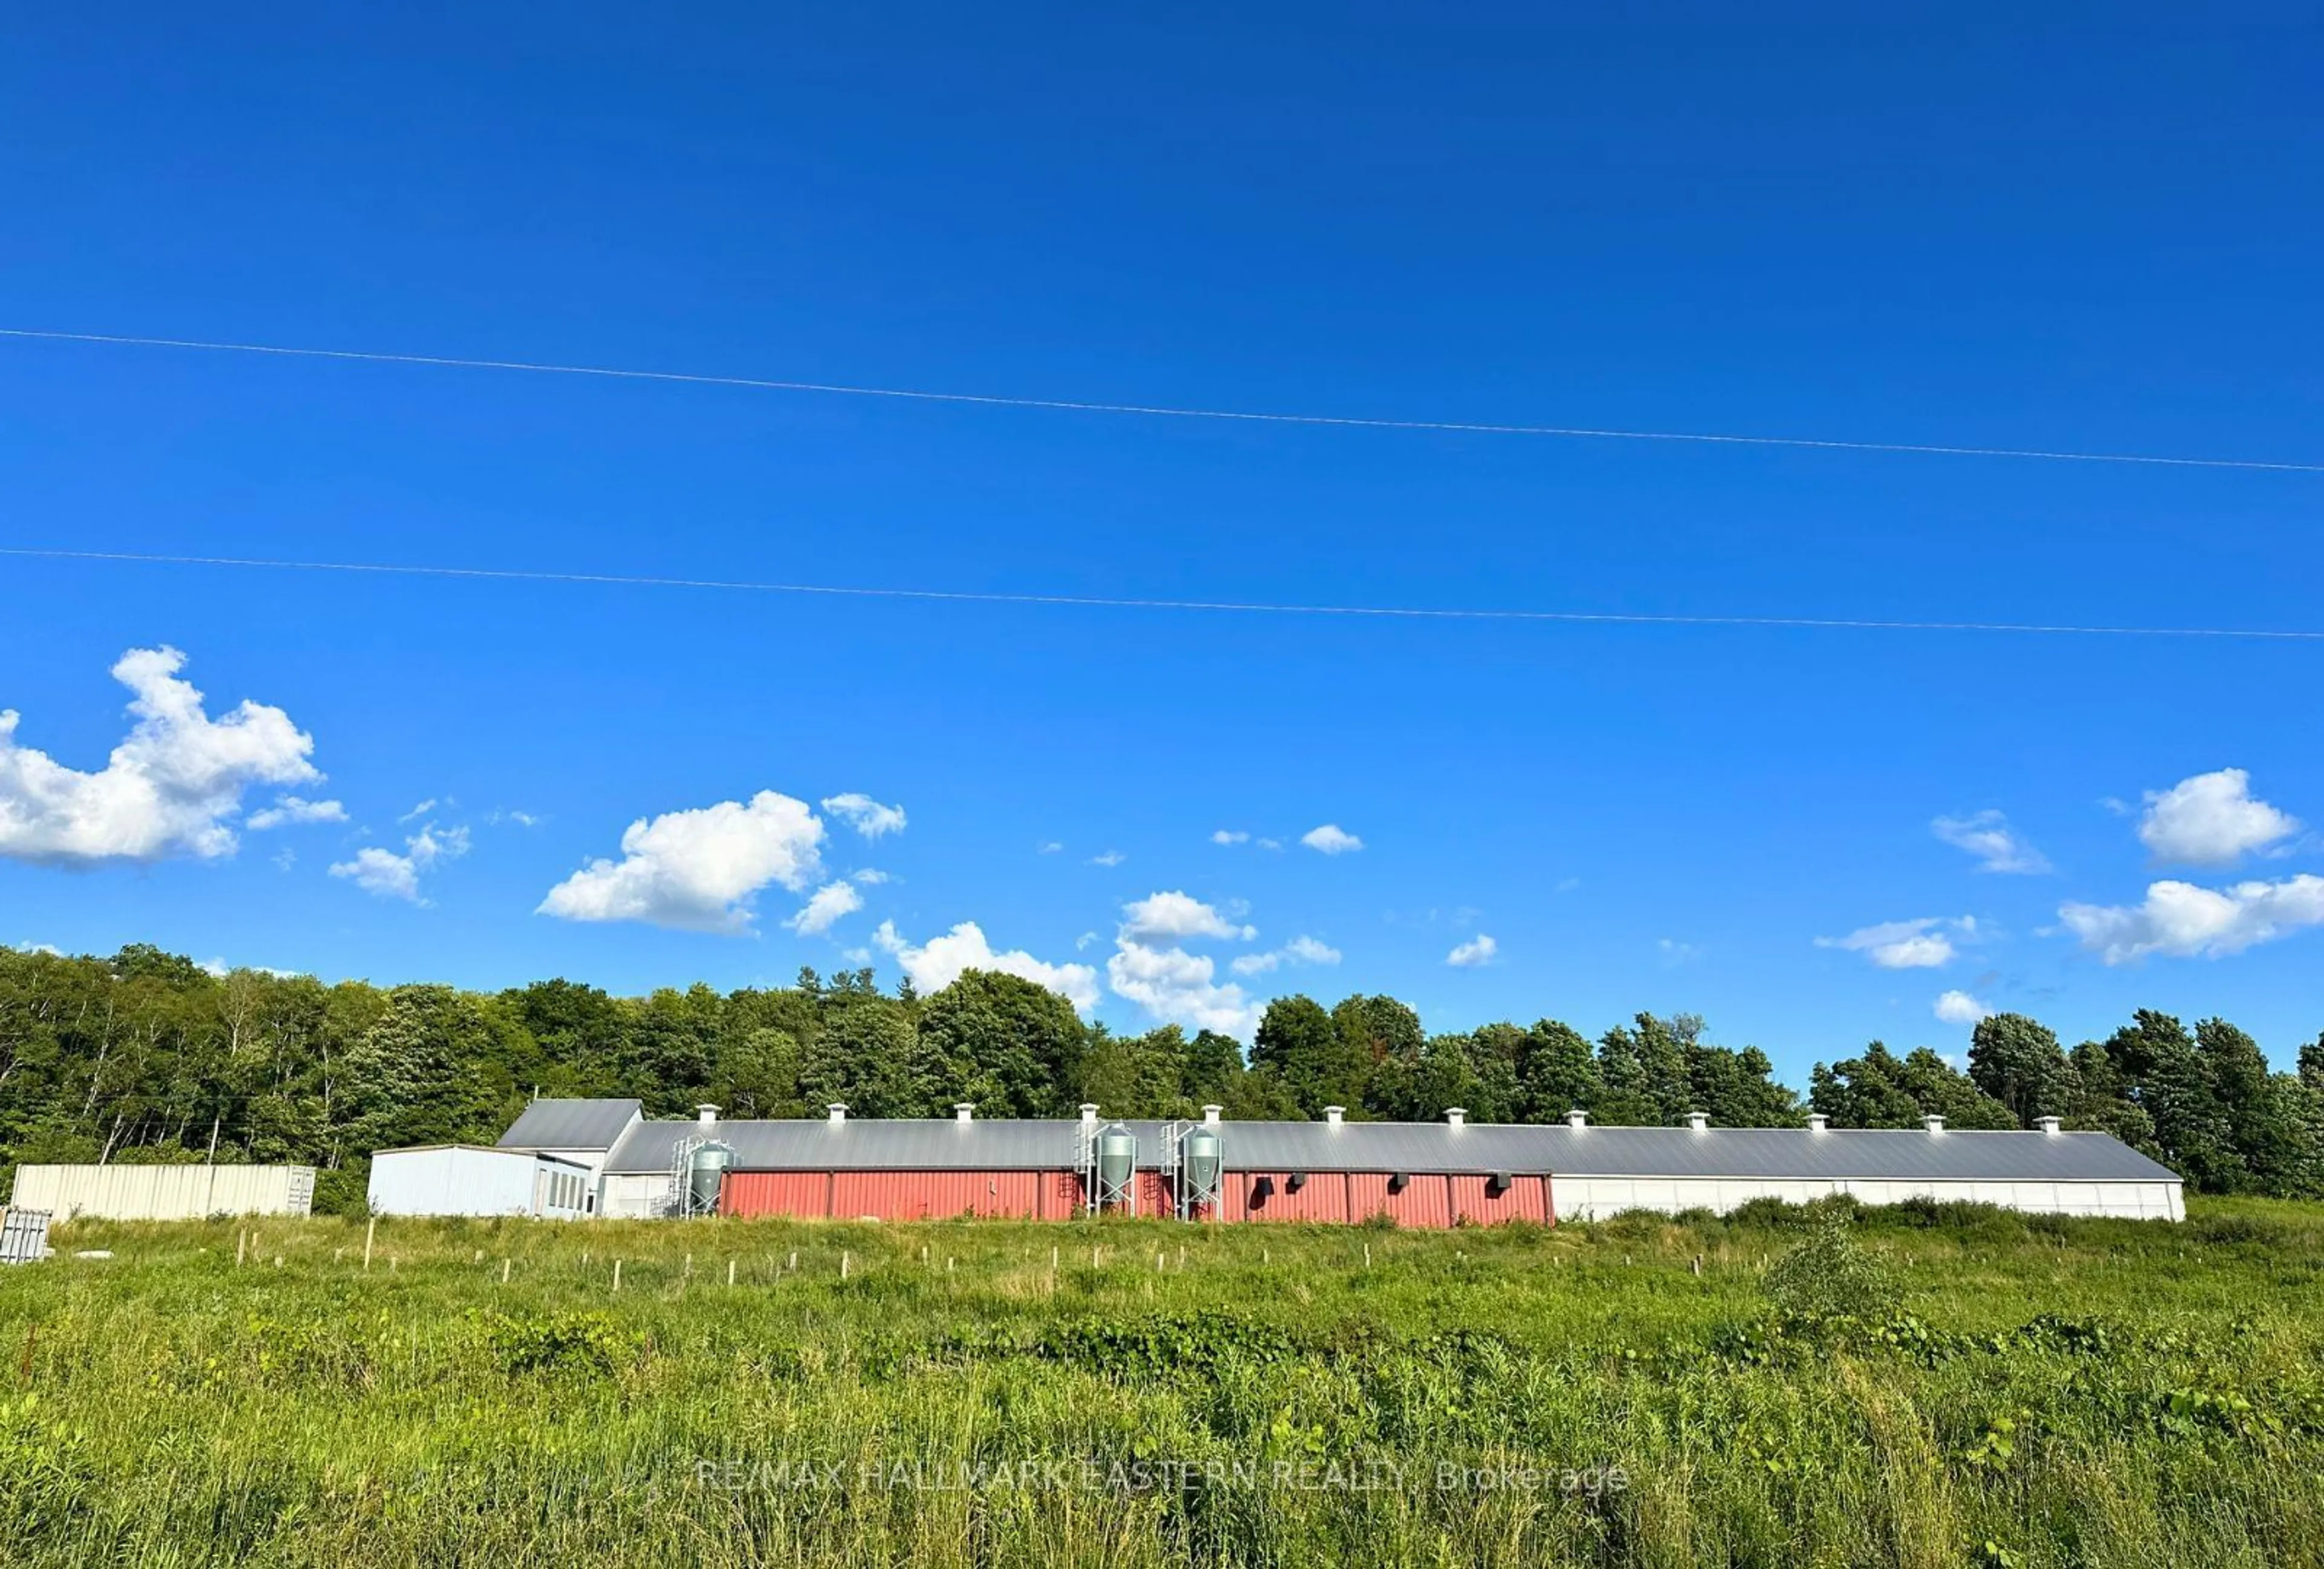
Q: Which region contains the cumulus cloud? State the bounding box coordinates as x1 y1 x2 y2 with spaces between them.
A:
1446 934 1500 968
0 646 322 866
1933 989 1992 1025
1120 890 1255 943
2136 769 2300 867
872 919 1100 1011
784 880 865 936
2058 875 2324 964
1230 933 1342 976
820 793 907 841
330 823 468 904
1931 811 2050 875
1088 850 1126 867
247 795 347 831
1108 941 1258 1036
1103 890 1267 1035
537 791 826 933
1301 824 1364 855
1211 829 1250 845
1816 916 1977 969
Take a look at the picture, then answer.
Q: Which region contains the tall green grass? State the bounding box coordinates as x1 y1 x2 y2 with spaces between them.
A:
2 1200 2320 1567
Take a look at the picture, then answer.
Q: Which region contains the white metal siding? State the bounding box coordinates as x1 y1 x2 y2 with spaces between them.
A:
597 1171 678 1220
368 1148 588 1219
10 1164 315 1220
1549 1174 2184 1222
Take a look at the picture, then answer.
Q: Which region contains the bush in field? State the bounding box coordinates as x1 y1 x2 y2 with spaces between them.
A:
1764 1212 1901 1323
475 1310 638 1378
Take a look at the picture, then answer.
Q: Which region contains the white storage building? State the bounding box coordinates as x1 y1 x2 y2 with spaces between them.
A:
8 1163 315 1221
367 1145 594 1219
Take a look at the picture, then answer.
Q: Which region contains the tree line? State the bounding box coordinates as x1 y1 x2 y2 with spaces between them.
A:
3 944 2321 1210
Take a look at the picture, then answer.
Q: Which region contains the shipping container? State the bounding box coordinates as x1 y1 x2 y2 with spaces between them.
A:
10 1163 314 1221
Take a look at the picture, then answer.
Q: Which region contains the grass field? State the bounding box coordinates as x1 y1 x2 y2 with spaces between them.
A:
2 1200 2320 1568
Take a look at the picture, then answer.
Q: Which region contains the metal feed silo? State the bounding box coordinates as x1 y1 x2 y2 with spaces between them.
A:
1094 1122 1138 1212
1177 1123 1223 1217
684 1140 734 1217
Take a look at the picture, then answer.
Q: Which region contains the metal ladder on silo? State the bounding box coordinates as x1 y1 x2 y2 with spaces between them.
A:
1158 1120 1188 1219
1073 1119 1097 1216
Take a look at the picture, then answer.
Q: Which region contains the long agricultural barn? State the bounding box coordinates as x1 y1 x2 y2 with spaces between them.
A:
464 1099 2185 1225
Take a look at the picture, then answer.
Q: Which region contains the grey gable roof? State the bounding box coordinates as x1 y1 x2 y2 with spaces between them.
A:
498 1099 643 1152
597 1114 2179 1184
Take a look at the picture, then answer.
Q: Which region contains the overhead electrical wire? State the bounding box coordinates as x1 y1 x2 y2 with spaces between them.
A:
2 546 2317 641
2 326 2319 474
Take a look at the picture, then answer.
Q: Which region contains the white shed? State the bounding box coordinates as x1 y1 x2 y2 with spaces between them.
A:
367 1146 594 1219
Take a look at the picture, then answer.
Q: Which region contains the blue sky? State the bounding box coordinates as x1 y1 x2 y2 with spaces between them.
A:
2 4 2320 1077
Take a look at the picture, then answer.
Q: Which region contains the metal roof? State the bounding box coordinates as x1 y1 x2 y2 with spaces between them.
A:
497 1099 642 1152
596 1113 2178 1184
603 1117 1155 1174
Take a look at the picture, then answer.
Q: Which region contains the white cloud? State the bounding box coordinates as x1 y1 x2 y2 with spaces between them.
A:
272 847 297 872
1256 837 1283 851
1284 935 1341 964
1301 823 1364 855
820 793 907 841
398 799 439 823
784 880 864 936
2136 769 2299 867
1037 841 1063 855
1933 989 1992 1025
1088 850 1126 867
1107 940 1259 1036
1446 933 1500 968
537 791 826 933
490 808 542 829
0 646 322 866
1211 829 1250 845
1119 890 1255 943
872 919 1100 1011
2058 875 2324 964
1931 811 2051 875
10 942 65 957
1658 938 1701 966
1231 933 1341 976
247 795 347 830
330 823 468 905
1074 930 1099 950
850 867 893 885
1816 916 1976 969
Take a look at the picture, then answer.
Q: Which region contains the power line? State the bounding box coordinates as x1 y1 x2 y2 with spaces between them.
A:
3 326 2318 475
4 545 2319 641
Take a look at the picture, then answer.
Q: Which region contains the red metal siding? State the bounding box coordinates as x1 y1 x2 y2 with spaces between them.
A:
1134 1169 1173 1217
721 1170 833 1219
831 1170 1042 1221
1347 1173 1456 1228
1224 1171 1354 1223
1448 1173 1551 1225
